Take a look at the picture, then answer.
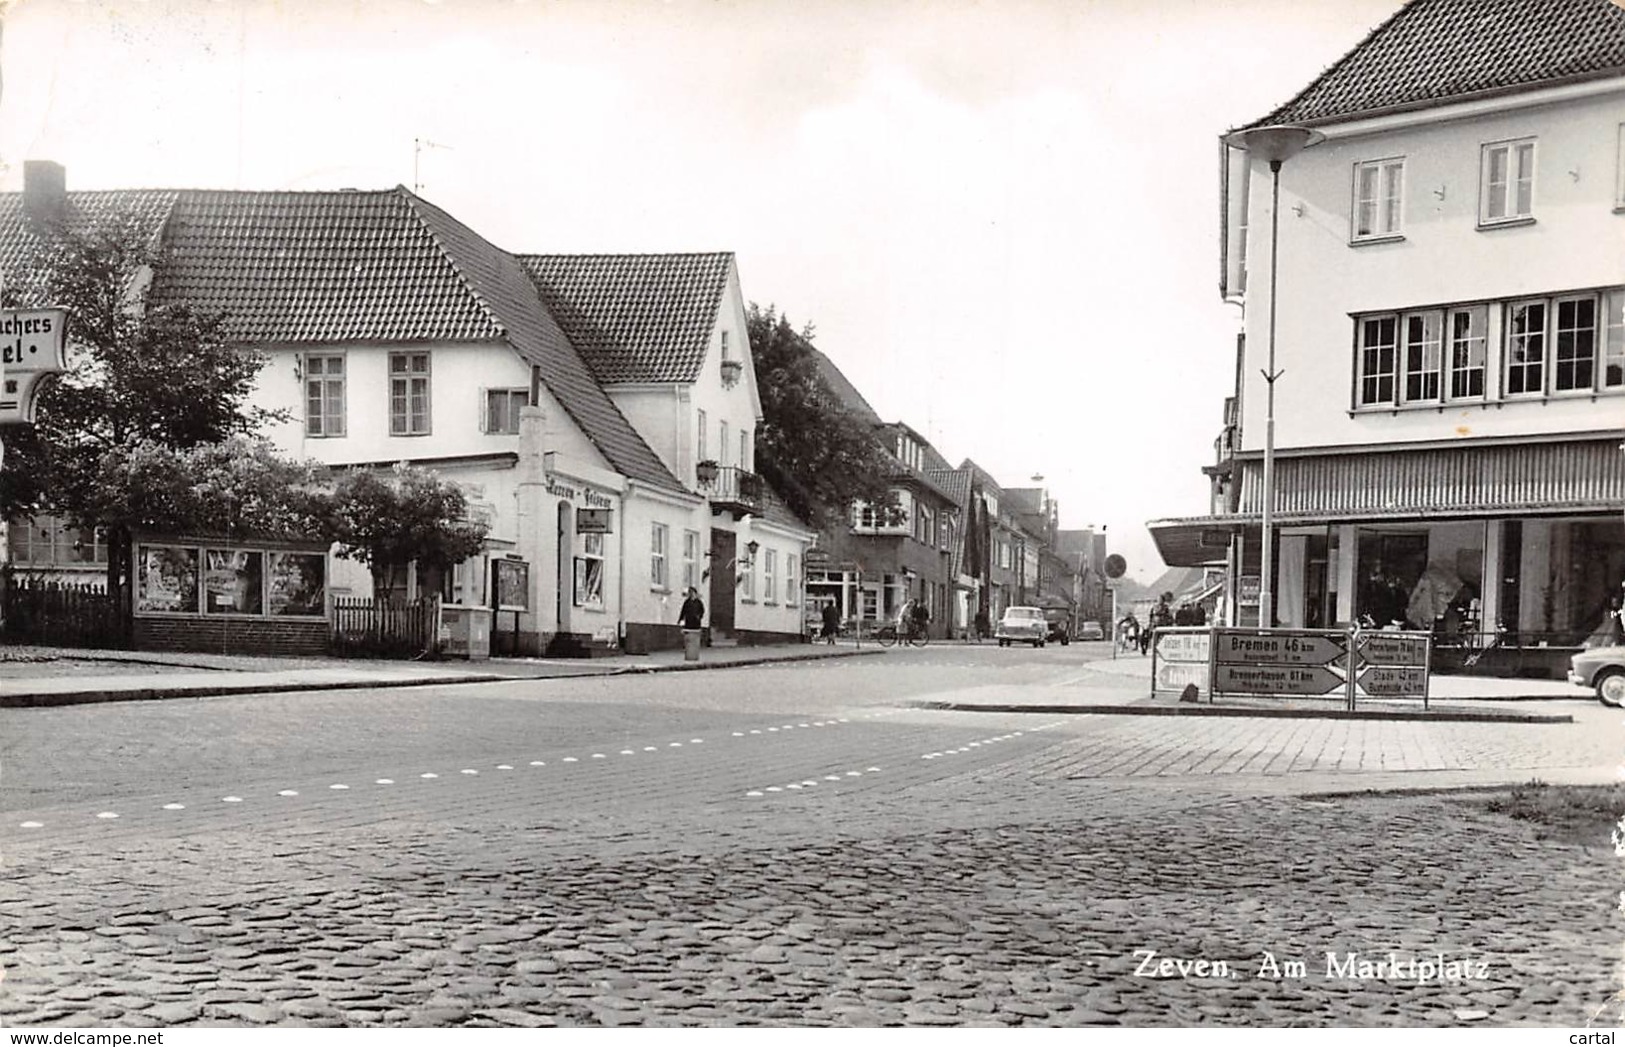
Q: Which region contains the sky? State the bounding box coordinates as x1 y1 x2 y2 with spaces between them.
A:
0 0 1402 583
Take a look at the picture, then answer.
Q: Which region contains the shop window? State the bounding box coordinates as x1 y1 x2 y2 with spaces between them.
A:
574 533 605 609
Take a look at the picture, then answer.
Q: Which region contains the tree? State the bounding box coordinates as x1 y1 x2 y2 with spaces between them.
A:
330 465 489 597
1 209 279 609
747 304 898 528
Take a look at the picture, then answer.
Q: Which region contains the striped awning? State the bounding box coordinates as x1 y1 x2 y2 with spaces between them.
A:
1149 435 1625 567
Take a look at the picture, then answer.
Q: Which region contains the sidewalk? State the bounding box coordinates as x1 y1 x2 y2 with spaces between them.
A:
0 641 884 708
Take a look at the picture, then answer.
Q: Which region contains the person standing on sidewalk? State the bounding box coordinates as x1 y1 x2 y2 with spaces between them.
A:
820 599 840 645
679 588 706 630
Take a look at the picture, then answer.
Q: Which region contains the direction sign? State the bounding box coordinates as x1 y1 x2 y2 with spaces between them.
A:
1213 629 1351 669
1357 665 1427 697
1156 662 1206 693
1215 663 1344 696
1155 630 1209 664
1357 633 1429 667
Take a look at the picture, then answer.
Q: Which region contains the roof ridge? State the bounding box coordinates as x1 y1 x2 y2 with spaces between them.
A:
1242 4 1409 130
398 188 508 341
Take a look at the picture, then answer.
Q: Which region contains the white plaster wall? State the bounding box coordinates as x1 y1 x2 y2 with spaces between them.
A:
731 523 809 636
252 341 610 472
682 268 765 484
1239 89 1625 452
618 491 710 630
610 387 686 479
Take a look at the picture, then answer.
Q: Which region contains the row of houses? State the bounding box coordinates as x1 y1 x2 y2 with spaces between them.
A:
1 163 1111 655
1150 0 1625 675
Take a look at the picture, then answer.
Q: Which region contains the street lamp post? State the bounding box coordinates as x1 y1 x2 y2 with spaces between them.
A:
1220 124 1322 630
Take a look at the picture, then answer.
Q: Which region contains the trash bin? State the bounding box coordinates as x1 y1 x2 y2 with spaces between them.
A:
682 628 702 662
440 605 492 660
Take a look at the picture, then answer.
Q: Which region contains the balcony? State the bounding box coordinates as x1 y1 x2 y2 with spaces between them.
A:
699 465 763 515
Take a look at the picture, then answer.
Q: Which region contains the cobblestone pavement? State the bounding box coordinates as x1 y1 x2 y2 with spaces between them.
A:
2 645 1621 1027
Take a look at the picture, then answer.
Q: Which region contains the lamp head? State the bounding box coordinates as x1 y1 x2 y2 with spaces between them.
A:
1222 124 1323 164
746 540 760 557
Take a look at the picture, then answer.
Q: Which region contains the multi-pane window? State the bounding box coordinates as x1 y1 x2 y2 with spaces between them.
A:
1481 139 1535 224
650 523 669 590
1553 296 1598 392
682 530 700 591
1402 311 1442 402
719 420 730 466
389 352 431 435
576 533 605 609
1505 300 1546 395
740 547 755 600
696 409 708 462
1352 158 1403 240
763 549 777 603
305 354 346 437
484 389 527 434
1605 292 1625 389
739 430 749 471
1357 316 1398 406
1448 306 1488 399
7 515 107 566
786 555 798 606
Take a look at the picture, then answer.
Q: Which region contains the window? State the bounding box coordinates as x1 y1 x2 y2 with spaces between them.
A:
7 515 107 566
720 330 731 360
1448 306 1488 399
1401 311 1442 402
484 389 527 435
740 546 755 600
763 548 777 603
574 533 605 608
696 409 708 462
1480 139 1535 225
683 529 700 591
305 354 346 437
1505 300 1546 395
1605 291 1625 389
739 430 749 472
719 420 729 466
389 352 431 435
786 554 798 606
650 523 669 590
1357 316 1398 406
1352 158 1403 240
1617 123 1625 210
1553 295 1598 393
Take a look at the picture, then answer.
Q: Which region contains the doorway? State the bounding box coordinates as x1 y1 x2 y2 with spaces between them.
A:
556 502 572 635
708 528 736 635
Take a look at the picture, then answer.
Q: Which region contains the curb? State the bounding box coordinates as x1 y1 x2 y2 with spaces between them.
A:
908 700 1574 724
0 647 883 708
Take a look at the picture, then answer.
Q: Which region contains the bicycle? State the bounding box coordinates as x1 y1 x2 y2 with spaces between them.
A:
875 619 929 648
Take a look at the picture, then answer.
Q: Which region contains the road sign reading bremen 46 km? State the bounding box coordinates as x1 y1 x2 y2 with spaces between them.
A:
1214 631 1351 669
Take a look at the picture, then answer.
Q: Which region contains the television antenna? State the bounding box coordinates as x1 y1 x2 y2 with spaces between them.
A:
413 138 454 194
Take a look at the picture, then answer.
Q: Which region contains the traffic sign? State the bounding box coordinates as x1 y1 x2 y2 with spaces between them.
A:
1214 630 1350 668
1104 554 1126 579
1154 630 1209 664
1357 665 1427 696
1357 633 1428 667
1215 663 1343 696
1156 662 1206 693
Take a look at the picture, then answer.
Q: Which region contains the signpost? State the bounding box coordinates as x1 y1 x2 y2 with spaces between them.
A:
1206 626 1430 708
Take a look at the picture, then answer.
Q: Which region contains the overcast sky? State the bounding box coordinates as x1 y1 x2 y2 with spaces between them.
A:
0 0 1401 582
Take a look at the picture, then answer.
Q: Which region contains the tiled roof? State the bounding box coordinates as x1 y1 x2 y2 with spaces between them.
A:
755 478 814 534
957 459 1006 501
925 467 972 508
401 193 687 495
806 346 883 425
0 189 179 304
1247 0 1625 128
153 189 499 344
515 253 732 385
0 183 686 495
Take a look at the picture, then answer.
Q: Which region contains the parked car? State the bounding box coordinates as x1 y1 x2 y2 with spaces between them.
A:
996 606 1048 647
1078 620 1105 642
1569 645 1625 706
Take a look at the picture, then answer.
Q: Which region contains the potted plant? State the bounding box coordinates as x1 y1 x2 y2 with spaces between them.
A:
696 459 719 485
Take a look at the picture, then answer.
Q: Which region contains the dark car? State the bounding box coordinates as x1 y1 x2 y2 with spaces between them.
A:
1044 613 1071 646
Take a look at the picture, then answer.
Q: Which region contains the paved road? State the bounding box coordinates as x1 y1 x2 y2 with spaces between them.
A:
2 644 1620 1027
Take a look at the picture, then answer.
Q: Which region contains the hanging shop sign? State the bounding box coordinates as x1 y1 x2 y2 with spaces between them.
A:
575 507 613 534
0 308 69 425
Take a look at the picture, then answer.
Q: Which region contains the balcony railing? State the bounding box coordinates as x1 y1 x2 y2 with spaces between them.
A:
700 465 763 514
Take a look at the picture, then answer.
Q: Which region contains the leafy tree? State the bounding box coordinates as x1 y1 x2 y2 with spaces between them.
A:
747 304 898 527
330 465 489 597
1 209 283 609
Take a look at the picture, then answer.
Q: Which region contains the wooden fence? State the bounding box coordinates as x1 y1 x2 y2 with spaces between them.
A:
330 596 442 659
2 575 128 649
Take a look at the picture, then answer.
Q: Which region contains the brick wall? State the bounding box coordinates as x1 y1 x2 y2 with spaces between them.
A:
133 616 329 656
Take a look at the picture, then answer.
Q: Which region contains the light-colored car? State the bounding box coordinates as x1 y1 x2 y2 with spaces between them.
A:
996 606 1048 648
1569 645 1625 706
1078 620 1105 642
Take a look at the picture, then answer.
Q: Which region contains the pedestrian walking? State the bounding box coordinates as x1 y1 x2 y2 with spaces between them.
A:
678 586 706 661
820 599 840 644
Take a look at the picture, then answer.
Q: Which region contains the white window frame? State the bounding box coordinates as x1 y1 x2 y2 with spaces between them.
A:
1447 305 1488 401
1400 310 1442 404
1355 315 1398 407
1504 298 1547 397
1604 290 1625 390
682 529 700 591
1479 138 1535 226
1351 157 1404 241
739 430 749 472
1616 122 1625 211
696 408 708 462
786 554 798 606
483 388 527 435
389 352 432 435
740 547 756 601
763 548 777 603
304 353 346 438
719 420 730 467
650 523 669 591
1551 293 1600 394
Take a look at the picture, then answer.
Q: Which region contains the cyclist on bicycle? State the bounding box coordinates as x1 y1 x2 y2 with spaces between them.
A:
908 597 930 640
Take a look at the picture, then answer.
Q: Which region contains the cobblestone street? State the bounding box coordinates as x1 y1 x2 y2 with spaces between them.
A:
2 645 1620 1027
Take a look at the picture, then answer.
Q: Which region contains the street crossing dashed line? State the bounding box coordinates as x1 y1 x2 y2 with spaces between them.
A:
14 711 899 830
920 721 1064 760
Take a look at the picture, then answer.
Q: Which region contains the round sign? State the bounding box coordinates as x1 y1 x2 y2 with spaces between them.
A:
1104 553 1127 579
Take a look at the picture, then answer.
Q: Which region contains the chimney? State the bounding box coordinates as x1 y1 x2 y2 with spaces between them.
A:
24 160 66 225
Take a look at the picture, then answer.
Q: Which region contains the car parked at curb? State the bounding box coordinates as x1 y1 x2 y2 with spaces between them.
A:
996 606 1048 648
1077 620 1105 642
1569 644 1625 706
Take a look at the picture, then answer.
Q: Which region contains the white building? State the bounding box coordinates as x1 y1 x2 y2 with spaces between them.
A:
1151 0 1625 671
